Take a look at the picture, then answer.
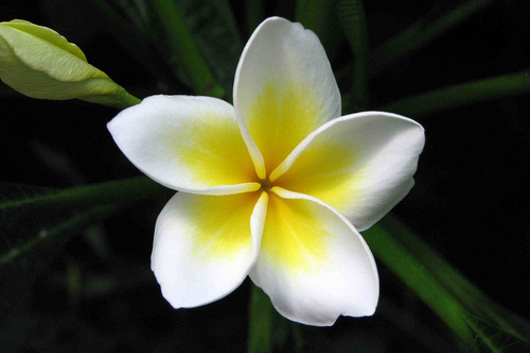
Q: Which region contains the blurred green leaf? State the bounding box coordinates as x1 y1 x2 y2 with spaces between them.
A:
81 258 154 299
0 177 168 216
248 284 274 353
89 0 210 95
337 0 369 111
102 0 241 97
0 313 117 353
90 0 183 90
177 0 243 97
336 0 497 80
377 297 461 353
380 216 530 342
370 0 495 77
273 314 304 353
248 284 305 353
246 0 265 35
152 0 225 97
114 0 152 30
0 177 170 314
463 313 530 353
295 0 342 57
363 214 530 352
0 199 119 316
380 69 530 116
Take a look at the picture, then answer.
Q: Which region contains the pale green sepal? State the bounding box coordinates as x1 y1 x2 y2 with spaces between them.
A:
0 19 138 108
2 19 88 61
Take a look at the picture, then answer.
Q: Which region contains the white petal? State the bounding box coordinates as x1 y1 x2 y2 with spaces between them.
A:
233 17 341 175
272 112 425 231
108 95 260 195
152 191 268 308
250 188 379 326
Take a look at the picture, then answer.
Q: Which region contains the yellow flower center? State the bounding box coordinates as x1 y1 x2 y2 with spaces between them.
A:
259 177 273 191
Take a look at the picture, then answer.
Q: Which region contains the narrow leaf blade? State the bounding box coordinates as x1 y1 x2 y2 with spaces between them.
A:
363 214 530 352
337 0 369 110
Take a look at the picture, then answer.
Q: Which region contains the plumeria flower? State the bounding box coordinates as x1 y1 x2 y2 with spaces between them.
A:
107 17 425 326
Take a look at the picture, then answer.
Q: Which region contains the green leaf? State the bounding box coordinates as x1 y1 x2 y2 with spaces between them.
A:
462 313 530 353
248 284 274 353
370 0 495 77
295 0 342 57
246 0 265 35
379 69 530 116
380 216 530 342
0 200 120 315
176 0 243 98
247 284 305 353
105 0 241 97
337 0 369 111
0 177 171 315
0 203 118 270
89 0 184 91
152 0 225 97
0 177 168 216
363 214 530 352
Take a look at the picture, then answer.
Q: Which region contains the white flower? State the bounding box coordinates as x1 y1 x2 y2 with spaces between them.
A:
107 17 425 326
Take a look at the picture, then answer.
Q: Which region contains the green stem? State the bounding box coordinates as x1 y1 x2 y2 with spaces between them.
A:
153 0 225 98
379 69 530 116
370 0 495 77
116 90 142 109
248 284 274 353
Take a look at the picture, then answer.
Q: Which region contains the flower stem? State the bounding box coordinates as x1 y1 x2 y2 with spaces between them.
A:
116 90 142 109
380 69 530 116
248 284 274 353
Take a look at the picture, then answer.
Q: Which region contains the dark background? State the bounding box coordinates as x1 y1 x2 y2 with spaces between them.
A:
1 0 529 352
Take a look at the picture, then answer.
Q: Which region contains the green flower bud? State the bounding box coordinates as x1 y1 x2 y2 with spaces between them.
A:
0 19 139 108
